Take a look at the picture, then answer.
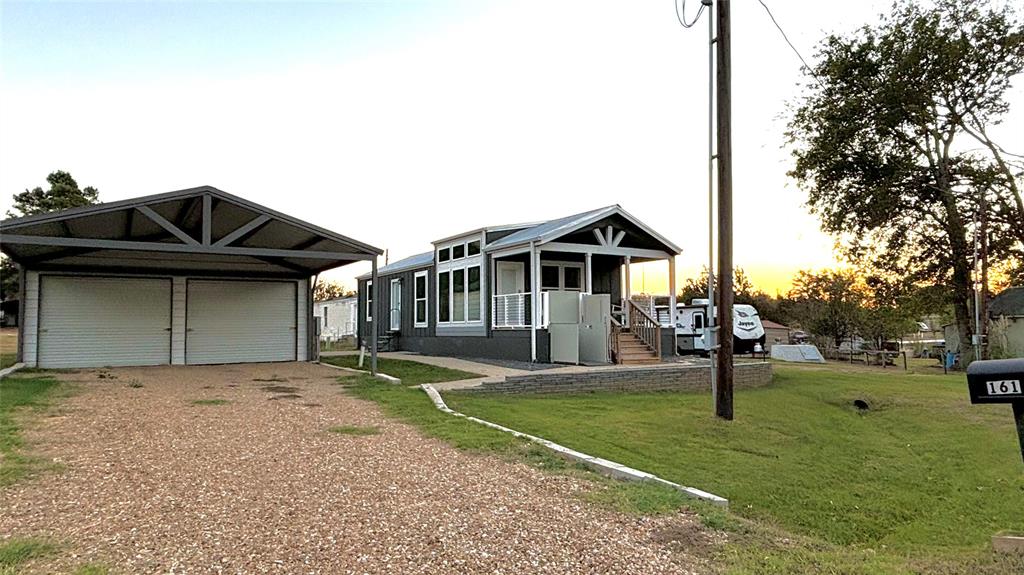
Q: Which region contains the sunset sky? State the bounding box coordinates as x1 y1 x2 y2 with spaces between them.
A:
2 1 1021 295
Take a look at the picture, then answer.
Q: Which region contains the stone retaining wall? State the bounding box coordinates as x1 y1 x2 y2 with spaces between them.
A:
469 361 773 394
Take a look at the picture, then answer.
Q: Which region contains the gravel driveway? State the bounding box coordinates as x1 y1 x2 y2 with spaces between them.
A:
1 363 707 574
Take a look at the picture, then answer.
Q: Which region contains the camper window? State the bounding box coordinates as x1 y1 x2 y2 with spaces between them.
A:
693 312 705 330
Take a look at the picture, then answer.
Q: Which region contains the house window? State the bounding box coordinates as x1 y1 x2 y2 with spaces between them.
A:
366 281 373 321
323 307 329 328
452 268 465 321
438 247 450 262
453 244 465 259
541 266 561 290
438 271 450 322
467 240 480 256
468 266 481 321
436 264 483 324
540 262 585 291
414 271 428 327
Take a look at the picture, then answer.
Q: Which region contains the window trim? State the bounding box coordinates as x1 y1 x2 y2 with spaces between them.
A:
366 280 373 321
539 260 585 292
414 270 429 327
436 263 484 325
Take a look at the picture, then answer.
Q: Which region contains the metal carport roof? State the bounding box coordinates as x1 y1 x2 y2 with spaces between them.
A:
0 185 382 277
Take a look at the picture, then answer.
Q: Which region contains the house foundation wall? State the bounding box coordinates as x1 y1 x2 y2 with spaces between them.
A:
398 329 551 363
468 361 772 394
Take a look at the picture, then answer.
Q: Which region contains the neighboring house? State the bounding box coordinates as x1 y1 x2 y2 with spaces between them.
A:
0 186 380 368
943 287 1024 358
315 296 358 340
357 205 682 364
988 286 1024 358
761 319 791 351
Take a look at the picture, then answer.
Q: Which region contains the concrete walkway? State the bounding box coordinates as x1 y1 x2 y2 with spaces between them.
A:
320 350 711 391
319 351 528 390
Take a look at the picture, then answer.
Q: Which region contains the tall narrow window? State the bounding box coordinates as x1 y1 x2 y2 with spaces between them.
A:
366 281 373 321
467 266 481 321
414 271 428 327
693 312 705 331
438 272 450 322
452 268 466 321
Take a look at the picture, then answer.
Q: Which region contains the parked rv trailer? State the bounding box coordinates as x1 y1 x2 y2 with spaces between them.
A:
655 299 766 355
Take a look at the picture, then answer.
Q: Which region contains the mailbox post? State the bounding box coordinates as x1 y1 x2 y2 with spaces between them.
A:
967 358 1024 463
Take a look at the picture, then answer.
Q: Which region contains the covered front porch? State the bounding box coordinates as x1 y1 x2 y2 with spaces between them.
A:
488 226 679 364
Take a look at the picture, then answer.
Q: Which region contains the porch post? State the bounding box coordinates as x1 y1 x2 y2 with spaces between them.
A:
530 242 538 362
668 256 677 355
623 256 632 325
585 252 593 293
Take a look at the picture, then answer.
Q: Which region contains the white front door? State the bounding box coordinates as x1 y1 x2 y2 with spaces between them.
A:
390 279 402 331
496 261 525 294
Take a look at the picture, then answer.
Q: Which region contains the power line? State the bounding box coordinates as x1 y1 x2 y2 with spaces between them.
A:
675 0 707 28
756 0 821 85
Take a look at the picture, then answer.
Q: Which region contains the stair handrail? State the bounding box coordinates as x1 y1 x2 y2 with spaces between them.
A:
609 315 623 364
627 299 661 357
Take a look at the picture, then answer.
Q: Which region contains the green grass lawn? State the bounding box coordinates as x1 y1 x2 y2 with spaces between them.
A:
321 355 482 385
0 353 17 370
444 363 1024 574
0 372 62 486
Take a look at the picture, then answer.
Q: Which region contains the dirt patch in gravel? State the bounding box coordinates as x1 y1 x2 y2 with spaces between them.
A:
0 362 709 574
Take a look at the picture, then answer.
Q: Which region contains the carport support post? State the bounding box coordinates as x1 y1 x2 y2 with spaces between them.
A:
370 257 378 375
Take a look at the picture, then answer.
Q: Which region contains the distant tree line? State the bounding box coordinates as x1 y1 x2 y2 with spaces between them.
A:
676 266 948 350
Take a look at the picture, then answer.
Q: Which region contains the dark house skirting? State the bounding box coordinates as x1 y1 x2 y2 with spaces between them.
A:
396 329 550 363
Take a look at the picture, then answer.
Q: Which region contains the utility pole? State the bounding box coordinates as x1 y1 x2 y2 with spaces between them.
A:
715 0 734 420
980 190 989 359
706 0 717 408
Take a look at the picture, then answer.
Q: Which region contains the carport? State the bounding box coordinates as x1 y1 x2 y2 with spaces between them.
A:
0 185 382 368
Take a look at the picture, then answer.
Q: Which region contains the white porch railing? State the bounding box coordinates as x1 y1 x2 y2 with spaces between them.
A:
492 293 531 328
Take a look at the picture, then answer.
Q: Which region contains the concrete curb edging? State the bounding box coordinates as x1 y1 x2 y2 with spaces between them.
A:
421 384 728 507
0 363 26 379
316 361 402 385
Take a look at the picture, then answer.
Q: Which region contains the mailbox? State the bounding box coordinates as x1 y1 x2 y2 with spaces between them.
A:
967 358 1024 463
967 358 1024 404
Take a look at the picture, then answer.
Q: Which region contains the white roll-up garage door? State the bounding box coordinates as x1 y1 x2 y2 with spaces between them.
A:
38 276 172 368
186 280 297 365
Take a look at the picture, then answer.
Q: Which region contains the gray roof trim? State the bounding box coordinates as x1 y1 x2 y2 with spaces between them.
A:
356 251 434 280
484 205 683 254
0 185 383 256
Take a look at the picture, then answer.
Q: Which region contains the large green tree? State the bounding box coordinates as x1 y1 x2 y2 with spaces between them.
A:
2 171 101 300
787 269 865 348
788 0 1024 363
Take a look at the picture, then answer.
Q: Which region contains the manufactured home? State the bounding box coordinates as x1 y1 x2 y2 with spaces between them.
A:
315 296 358 342
0 186 380 368
357 205 682 365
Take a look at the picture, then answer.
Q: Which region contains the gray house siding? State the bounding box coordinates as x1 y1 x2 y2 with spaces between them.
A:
357 264 434 345
589 254 621 302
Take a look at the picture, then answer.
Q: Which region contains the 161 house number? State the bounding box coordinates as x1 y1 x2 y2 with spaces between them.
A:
987 380 1023 396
